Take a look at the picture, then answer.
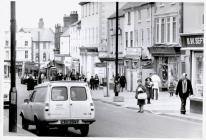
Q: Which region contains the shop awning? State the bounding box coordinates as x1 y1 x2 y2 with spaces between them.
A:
148 44 181 56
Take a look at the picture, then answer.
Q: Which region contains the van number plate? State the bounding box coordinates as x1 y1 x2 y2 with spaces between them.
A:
61 120 79 124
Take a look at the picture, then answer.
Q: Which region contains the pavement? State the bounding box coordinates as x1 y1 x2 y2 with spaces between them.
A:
3 115 36 136
91 87 203 123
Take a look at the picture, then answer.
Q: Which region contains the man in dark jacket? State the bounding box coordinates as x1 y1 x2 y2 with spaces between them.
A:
176 73 193 114
120 75 126 92
27 74 35 94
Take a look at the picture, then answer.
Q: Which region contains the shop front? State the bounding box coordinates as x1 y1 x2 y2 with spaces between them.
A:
181 33 204 114
148 45 181 91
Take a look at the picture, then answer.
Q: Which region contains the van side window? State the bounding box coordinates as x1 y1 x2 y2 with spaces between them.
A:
51 87 68 101
70 87 87 101
30 91 36 102
34 87 47 103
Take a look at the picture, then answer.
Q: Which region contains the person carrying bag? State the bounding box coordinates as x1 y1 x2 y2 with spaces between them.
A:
135 80 147 113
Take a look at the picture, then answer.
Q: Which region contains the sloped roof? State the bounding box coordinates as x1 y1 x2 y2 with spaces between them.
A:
122 2 149 10
19 28 54 42
108 8 125 19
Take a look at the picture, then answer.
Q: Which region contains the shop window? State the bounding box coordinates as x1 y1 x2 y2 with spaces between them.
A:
195 53 203 97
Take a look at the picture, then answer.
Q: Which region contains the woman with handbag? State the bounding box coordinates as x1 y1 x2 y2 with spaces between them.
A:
135 80 147 113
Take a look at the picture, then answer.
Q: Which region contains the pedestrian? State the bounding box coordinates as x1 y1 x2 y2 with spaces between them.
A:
90 76 95 90
94 74 99 90
175 73 193 114
135 79 147 113
168 81 175 96
120 75 126 92
145 77 153 104
27 74 35 95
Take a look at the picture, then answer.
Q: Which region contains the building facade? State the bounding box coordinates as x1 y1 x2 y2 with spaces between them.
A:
59 20 81 75
148 2 182 90
180 2 204 114
79 2 116 81
122 2 155 91
4 30 32 78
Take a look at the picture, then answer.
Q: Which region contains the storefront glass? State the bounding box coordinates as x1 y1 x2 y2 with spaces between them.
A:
194 52 203 97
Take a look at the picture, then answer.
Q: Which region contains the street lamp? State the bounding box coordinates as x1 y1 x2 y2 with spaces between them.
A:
114 2 119 96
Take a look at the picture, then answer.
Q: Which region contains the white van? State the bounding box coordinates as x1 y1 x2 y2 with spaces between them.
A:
20 81 95 136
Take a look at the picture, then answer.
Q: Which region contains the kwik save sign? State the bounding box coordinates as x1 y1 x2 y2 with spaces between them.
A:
182 35 204 47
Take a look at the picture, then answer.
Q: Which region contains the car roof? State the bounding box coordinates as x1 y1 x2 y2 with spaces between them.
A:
35 81 88 88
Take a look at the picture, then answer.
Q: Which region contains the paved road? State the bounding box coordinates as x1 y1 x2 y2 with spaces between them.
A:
4 83 202 138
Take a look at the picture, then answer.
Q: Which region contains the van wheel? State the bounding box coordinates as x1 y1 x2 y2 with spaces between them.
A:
35 119 45 136
21 116 29 130
80 125 89 136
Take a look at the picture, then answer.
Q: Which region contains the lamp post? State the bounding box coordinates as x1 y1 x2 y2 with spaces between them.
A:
114 2 119 96
9 1 17 132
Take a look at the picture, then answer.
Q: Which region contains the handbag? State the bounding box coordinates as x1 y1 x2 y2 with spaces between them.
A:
138 92 147 99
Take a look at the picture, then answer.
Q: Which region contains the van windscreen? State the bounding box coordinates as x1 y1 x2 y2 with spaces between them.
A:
51 87 68 101
70 87 87 101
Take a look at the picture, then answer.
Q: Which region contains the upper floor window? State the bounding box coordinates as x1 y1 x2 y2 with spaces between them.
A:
125 32 128 47
138 10 141 21
25 41 28 46
43 53 46 61
5 40 9 46
161 18 165 43
135 30 138 46
147 7 150 18
43 42 46 49
172 17 177 42
25 50 28 59
147 28 150 43
155 16 177 44
35 53 39 62
141 29 144 46
6 51 9 60
92 3 94 15
130 31 133 47
88 3 90 16
128 12 131 25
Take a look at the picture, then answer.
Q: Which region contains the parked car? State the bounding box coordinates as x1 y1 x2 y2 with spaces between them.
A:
20 81 95 136
4 79 10 107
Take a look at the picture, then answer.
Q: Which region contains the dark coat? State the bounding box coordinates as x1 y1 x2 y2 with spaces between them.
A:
27 77 35 91
120 76 126 87
175 79 193 98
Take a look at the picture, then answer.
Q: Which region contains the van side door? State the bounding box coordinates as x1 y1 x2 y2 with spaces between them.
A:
69 86 92 119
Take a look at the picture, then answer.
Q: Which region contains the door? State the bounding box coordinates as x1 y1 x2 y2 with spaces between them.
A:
49 86 70 119
69 86 91 119
24 91 36 121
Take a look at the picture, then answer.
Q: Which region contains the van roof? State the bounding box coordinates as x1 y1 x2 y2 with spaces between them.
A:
35 81 88 88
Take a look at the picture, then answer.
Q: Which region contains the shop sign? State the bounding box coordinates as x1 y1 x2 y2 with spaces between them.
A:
182 35 203 47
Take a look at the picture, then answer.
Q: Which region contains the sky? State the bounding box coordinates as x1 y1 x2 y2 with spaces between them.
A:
0 0 81 31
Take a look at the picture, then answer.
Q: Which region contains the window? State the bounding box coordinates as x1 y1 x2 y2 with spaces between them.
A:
125 32 128 47
5 40 9 46
35 53 39 62
43 42 46 49
156 19 160 43
135 30 138 46
147 7 150 18
36 43 38 49
166 17 170 42
34 87 47 102
5 51 9 60
25 41 28 46
30 91 36 102
25 51 28 59
92 3 94 15
88 3 90 16
161 18 165 43
52 87 68 101
141 29 144 46
43 53 46 61
128 12 131 25
96 3 98 14
85 4 87 17
138 10 141 21
130 31 133 47
147 28 150 43
70 87 87 101
172 17 177 42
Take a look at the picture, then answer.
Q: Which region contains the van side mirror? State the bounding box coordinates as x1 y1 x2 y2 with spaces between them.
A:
24 99 29 103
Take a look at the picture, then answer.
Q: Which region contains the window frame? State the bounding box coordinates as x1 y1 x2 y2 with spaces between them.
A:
70 86 87 101
51 86 68 101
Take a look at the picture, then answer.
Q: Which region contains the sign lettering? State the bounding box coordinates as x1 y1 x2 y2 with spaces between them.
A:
183 35 203 47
